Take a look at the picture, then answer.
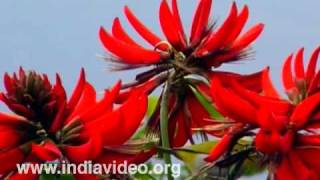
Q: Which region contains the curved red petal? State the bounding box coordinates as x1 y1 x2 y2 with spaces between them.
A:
0 112 27 125
229 23 264 52
288 152 314 179
298 134 320 146
291 92 320 129
172 0 186 41
306 46 320 83
282 54 295 91
0 148 25 175
4 73 14 94
205 134 232 162
159 0 186 50
210 77 257 124
224 5 249 46
49 102 66 133
124 6 165 50
190 0 212 45
170 109 189 147
274 157 296 180
0 129 22 150
117 91 147 144
308 70 320 94
87 110 121 145
68 68 86 112
294 48 306 80
197 3 238 56
112 17 142 48
295 149 320 172
31 140 62 161
262 67 280 98
80 81 121 123
66 83 96 124
64 137 101 163
99 27 161 64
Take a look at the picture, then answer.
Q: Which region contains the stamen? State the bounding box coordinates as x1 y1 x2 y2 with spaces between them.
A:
154 41 172 52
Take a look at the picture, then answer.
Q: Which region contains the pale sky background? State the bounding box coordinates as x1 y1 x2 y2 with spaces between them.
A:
0 1 319 179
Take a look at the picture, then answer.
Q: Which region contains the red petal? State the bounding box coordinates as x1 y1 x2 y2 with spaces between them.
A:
296 149 320 172
64 137 101 163
190 0 212 45
288 152 314 179
262 67 280 98
112 17 142 48
49 102 66 133
255 130 279 154
53 74 67 107
197 3 238 56
31 140 62 161
306 46 320 83
205 134 232 162
159 0 186 50
170 109 189 147
6 103 33 118
8 172 39 180
275 157 296 180
308 70 320 94
224 5 249 46
229 23 264 52
229 78 290 115
0 148 25 174
172 0 186 42
79 81 121 123
68 68 86 112
210 77 257 124
99 27 161 64
187 95 210 128
282 54 295 91
124 6 165 50
117 91 147 144
66 83 96 124
0 129 22 150
298 134 320 146
86 110 121 145
0 112 27 125
294 48 305 80
291 92 320 129
4 73 14 94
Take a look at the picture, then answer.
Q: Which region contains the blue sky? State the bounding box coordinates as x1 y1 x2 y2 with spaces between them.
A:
0 0 319 95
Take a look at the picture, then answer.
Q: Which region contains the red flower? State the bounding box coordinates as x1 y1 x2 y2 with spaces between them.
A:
99 0 265 148
99 0 264 68
282 46 320 103
0 68 147 179
206 47 320 179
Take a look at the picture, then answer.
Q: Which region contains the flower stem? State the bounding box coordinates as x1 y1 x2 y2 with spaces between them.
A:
160 82 173 180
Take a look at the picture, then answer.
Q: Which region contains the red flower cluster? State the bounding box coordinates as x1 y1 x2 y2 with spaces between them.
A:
0 0 317 179
206 47 320 179
0 68 147 179
99 0 265 147
99 0 264 67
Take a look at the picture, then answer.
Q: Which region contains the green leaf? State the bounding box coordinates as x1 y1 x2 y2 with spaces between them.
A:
147 96 159 118
176 141 217 170
39 174 74 180
189 86 224 120
239 153 266 176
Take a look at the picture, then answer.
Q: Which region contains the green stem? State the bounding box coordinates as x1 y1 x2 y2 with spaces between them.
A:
160 83 173 180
